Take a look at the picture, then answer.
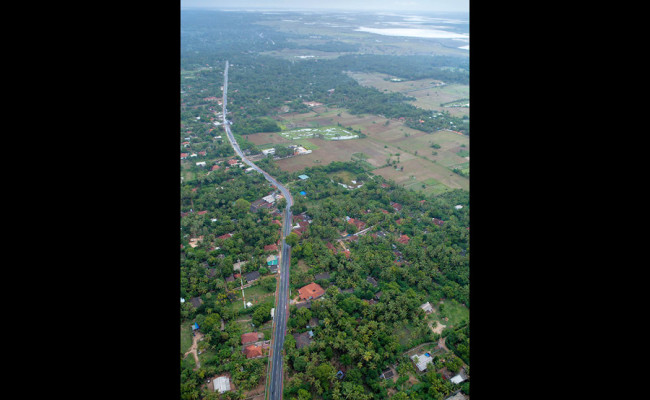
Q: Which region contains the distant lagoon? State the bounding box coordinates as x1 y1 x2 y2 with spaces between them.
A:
355 26 469 40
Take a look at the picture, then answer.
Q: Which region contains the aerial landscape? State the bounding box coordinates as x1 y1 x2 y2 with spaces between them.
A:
180 1 469 399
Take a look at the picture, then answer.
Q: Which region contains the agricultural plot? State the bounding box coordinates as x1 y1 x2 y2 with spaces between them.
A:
249 107 468 192
373 156 468 193
274 136 396 172
345 71 469 117
391 130 469 168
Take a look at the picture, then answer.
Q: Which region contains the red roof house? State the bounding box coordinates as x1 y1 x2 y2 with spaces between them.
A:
197 210 208 215
348 218 366 231
227 159 238 165
243 345 263 359
326 242 338 254
397 234 410 244
264 244 278 252
241 332 259 345
298 283 325 301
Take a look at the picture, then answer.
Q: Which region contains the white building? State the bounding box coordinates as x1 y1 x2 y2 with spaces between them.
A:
196 162 206 167
295 146 312 155
450 374 466 384
420 302 433 313
213 376 231 393
411 353 434 372
262 148 276 155
262 194 276 204
454 205 463 210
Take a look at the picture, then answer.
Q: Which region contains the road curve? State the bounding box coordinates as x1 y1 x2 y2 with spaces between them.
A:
221 60 292 400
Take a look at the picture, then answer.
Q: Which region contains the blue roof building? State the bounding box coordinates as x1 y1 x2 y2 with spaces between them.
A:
299 191 306 196
192 322 199 331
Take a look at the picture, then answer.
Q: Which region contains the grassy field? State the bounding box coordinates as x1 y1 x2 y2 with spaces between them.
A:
395 322 420 348
428 299 469 329
327 170 359 186
181 321 194 354
279 126 359 140
227 281 276 313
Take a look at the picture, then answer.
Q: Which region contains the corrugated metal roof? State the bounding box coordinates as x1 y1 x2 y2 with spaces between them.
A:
411 353 433 371
213 376 230 393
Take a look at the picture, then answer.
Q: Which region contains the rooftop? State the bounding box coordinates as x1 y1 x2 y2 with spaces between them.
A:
298 282 325 300
213 376 230 393
241 332 259 344
243 345 263 358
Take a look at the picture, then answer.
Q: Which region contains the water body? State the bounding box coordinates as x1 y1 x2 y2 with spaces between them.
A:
355 26 469 39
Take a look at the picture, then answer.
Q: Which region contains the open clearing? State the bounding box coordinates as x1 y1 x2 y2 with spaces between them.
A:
430 299 469 329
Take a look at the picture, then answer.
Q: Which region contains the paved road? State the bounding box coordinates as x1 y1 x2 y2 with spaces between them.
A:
222 60 292 400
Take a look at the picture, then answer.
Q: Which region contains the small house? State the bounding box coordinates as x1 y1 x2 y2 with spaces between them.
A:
245 271 260 283
267 255 279 266
411 353 434 372
241 332 260 345
298 282 325 301
212 376 231 393
243 345 263 359
398 234 410 244
264 244 279 252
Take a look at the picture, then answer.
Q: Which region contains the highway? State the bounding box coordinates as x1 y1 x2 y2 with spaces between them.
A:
221 60 292 400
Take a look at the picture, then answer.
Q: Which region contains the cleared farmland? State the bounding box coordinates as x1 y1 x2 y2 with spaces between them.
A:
345 71 469 118
244 107 470 193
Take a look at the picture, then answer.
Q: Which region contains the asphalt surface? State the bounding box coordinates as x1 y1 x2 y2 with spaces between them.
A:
222 61 292 400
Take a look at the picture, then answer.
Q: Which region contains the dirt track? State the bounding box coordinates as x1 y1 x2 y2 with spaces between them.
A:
183 331 204 369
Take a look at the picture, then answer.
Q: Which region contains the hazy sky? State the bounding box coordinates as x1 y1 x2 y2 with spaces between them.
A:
180 0 469 13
